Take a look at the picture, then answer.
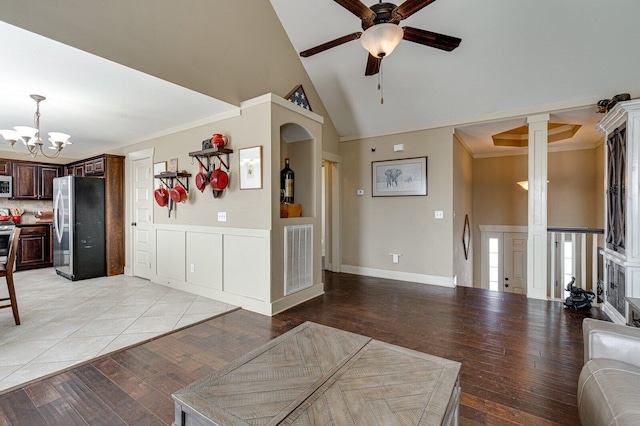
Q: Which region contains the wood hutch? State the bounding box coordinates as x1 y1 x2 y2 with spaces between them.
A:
597 100 640 324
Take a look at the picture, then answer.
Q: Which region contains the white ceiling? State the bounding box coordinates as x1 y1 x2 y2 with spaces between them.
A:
270 0 640 155
0 21 238 160
3 2 640 160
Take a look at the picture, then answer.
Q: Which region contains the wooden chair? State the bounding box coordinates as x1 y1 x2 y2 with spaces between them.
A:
0 228 21 325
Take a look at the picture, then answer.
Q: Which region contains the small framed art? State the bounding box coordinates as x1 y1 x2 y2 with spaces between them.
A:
239 146 262 189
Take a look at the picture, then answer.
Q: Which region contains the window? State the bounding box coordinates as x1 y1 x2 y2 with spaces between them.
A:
489 237 499 291
563 240 573 297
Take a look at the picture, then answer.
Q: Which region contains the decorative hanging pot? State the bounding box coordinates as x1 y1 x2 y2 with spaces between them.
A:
170 185 188 203
154 186 169 207
210 165 229 191
195 163 208 192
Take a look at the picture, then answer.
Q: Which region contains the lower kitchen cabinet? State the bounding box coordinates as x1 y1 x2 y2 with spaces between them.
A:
16 224 52 271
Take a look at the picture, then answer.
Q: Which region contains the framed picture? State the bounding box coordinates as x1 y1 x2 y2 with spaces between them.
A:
239 146 262 189
372 157 427 197
168 158 178 172
154 161 167 187
463 214 471 260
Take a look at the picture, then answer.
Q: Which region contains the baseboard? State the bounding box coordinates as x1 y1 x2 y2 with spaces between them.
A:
271 284 324 315
602 302 626 325
340 265 455 288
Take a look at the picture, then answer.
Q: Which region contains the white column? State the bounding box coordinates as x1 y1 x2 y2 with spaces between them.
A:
527 114 549 299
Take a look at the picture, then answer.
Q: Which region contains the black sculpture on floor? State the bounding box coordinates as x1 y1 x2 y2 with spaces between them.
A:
564 277 596 310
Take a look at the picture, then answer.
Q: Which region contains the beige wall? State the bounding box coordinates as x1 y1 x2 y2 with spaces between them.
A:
0 0 341 157
452 136 473 287
110 110 272 230
472 148 603 286
340 127 455 283
108 96 323 315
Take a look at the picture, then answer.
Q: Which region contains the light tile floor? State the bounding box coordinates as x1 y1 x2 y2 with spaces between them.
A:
0 268 237 393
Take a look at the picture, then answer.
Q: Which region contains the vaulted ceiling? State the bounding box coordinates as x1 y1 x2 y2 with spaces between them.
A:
1 1 639 160
269 0 640 154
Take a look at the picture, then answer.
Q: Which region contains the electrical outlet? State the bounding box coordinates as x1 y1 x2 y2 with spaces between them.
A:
190 264 195 273
357 189 364 196
435 210 444 219
218 212 227 222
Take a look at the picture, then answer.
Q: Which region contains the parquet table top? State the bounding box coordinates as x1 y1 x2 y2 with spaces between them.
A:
172 322 461 426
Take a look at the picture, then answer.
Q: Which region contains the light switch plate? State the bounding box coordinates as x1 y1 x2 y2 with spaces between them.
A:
218 212 227 222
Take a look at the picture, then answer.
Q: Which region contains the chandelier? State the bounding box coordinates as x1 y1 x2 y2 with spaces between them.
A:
0 94 71 158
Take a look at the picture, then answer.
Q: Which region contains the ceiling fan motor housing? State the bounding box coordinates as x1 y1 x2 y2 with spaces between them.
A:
362 2 402 30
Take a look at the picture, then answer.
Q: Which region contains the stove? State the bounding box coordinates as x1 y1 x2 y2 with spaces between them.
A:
0 209 16 263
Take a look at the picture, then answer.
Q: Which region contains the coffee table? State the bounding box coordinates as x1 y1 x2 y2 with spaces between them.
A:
172 322 461 425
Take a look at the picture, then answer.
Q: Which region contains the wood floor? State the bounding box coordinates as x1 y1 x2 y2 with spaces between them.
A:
0 272 608 425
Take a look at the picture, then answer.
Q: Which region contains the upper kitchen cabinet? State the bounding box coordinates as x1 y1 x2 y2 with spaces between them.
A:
0 160 11 176
12 162 62 200
65 156 106 177
65 163 85 177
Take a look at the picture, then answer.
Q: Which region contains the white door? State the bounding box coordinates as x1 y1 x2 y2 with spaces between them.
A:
132 157 152 279
503 232 527 294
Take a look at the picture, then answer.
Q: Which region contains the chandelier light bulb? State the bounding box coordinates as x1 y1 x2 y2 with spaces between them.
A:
1 95 71 158
0 130 19 144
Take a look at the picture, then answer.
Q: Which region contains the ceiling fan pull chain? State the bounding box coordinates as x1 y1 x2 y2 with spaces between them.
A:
379 59 384 104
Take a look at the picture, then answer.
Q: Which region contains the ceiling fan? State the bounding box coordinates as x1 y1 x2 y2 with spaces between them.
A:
300 0 461 76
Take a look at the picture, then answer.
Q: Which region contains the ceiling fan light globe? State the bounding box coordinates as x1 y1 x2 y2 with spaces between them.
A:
360 23 404 58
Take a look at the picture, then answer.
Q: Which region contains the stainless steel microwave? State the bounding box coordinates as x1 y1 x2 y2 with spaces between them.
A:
0 176 12 198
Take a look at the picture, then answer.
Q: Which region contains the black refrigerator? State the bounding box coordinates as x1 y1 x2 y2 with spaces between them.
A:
53 176 106 281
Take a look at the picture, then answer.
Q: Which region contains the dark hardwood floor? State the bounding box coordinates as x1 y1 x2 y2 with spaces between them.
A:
0 272 608 425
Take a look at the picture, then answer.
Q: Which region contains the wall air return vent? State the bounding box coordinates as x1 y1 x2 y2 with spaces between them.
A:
284 224 313 295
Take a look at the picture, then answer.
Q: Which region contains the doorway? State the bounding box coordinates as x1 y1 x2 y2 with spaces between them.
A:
322 152 341 272
127 148 154 280
481 225 527 293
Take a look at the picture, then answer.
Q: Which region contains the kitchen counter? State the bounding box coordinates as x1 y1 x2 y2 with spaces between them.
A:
16 222 52 227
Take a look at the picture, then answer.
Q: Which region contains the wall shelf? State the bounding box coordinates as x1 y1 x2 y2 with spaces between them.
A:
188 147 233 173
189 147 233 198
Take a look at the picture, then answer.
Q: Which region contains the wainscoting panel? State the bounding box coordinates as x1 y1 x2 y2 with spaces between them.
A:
224 234 270 302
156 229 186 281
186 231 223 290
153 224 272 315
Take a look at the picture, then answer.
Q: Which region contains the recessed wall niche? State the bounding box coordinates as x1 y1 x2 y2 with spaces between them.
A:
280 122 315 218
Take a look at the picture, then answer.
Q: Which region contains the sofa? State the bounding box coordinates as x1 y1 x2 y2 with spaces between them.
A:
578 318 640 425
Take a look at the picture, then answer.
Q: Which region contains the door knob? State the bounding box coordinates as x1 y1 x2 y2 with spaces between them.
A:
505 283 509 288
131 222 137 226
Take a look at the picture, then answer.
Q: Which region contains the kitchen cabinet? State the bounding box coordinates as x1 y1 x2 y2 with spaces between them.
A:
66 156 105 177
0 160 11 176
12 162 62 200
84 157 105 176
16 224 52 271
65 164 85 177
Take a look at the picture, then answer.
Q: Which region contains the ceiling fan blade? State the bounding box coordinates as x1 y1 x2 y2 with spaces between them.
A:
300 32 362 57
365 54 381 76
333 0 375 19
396 0 437 19
402 27 461 51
